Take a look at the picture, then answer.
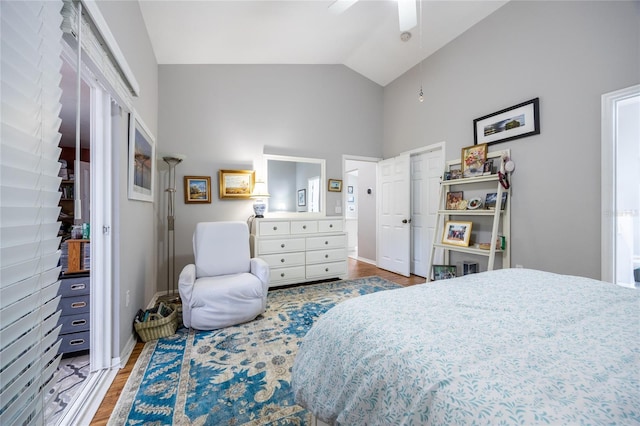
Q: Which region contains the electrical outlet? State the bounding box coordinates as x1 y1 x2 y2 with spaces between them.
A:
125 290 130 307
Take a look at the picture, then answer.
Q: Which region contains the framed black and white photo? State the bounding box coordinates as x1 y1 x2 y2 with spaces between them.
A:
128 112 156 202
473 98 540 146
298 189 306 206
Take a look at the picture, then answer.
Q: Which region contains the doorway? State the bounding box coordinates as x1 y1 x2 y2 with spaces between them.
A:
602 85 640 288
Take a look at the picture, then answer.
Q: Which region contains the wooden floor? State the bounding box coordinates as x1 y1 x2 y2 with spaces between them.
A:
90 258 424 424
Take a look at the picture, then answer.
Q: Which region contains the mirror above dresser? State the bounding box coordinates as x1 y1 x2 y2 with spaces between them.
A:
264 154 326 216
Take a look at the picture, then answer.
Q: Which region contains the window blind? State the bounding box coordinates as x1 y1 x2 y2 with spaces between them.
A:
0 1 65 424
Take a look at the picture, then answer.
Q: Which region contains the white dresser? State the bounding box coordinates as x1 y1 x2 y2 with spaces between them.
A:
250 217 347 287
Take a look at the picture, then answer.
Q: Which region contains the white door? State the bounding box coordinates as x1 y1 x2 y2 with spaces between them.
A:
411 149 443 277
377 154 411 276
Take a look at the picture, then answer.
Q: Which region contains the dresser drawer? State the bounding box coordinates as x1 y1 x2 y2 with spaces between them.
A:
58 330 90 353
306 261 347 279
270 265 306 284
59 311 90 334
58 275 90 297
260 252 305 268
258 238 305 254
290 220 318 234
318 219 343 233
306 248 347 264
58 295 90 314
306 234 346 250
258 221 291 236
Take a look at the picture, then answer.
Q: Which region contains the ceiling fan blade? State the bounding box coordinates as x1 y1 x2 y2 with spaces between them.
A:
398 0 417 31
328 0 359 15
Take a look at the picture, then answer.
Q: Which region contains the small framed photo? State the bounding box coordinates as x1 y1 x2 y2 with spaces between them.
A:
219 169 255 199
442 220 473 247
484 192 508 210
328 179 342 192
446 191 463 210
297 188 306 206
433 265 457 280
347 186 354 194
184 176 212 203
483 159 494 175
449 165 462 180
474 98 540 146
461 144 487 178
463 261 479 275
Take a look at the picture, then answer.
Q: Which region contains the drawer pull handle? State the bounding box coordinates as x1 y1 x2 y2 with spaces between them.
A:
325 254 329 258
70 284 86 290
71 301 86 309
281 243 285 248
71 319 87 326
325 267 329 272
303 225 306 229
280 258 285 263
273 226 278 231
325 241 329 245
329 224 333 228
280 272 285 277
69 339 85 346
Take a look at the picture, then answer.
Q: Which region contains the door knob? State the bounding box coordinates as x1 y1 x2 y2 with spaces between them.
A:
402 219 408 224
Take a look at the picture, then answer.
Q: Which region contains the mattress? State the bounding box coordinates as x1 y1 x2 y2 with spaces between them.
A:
291 268 640 425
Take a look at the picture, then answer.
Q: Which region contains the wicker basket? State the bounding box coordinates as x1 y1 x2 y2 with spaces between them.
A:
134 304 178 342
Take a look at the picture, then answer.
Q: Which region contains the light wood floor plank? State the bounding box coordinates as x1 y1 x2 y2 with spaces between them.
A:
90 258 424 424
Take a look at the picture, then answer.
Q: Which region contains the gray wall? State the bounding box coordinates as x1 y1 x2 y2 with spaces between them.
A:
383 1 639 279
158 65 384 292
97 0 159 356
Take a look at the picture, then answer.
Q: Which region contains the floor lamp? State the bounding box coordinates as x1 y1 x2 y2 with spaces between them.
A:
159 155 184 304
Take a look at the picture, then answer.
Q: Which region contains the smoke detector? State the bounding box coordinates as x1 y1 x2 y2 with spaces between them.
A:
400 31 412 42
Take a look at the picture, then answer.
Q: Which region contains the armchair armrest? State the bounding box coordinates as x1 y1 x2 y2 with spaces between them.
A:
178 264 196 329
251 257 270 293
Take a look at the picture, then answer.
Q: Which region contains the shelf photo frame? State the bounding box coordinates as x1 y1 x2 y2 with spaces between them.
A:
128 112 156 202
474 98 540 146
442 220 473 247
461 144 487 178
184 176 212 203
433 264 457 280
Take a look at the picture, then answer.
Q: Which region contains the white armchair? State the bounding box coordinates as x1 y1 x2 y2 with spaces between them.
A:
179 221 269 330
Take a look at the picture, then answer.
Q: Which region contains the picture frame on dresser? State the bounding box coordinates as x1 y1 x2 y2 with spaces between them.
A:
297 189 306 206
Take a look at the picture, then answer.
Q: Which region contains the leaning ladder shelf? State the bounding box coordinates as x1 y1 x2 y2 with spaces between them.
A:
427 149 511 279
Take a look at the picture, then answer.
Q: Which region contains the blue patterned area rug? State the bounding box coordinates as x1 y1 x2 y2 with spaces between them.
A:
109 276 401 425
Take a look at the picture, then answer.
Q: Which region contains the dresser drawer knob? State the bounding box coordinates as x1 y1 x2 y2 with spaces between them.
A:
69 338 85 346
325 254 329 258
303 225 307 229
70 283 86 291
280 272 285 277
280 258 285 263
329 224 333 228
325 267 329 272
71 301 86 309
281 243 285 248
325 241 329 245
71 319 87 326
273 226 278 231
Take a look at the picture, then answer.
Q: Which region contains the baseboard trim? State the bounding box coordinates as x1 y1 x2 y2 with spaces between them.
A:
354 256 376 266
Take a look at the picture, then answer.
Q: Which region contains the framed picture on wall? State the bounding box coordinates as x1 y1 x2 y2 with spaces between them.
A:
473 98 540 146
184 176 212 203
127 111 156 202
219 169 255 199
328 179 342 192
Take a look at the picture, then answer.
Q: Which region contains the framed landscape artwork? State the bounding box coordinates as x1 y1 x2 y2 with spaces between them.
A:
127 112 156 202
474 98 540 146
184 176 212 203
219 169 255 199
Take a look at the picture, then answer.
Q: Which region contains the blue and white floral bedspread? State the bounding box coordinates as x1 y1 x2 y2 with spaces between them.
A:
291 269 640 425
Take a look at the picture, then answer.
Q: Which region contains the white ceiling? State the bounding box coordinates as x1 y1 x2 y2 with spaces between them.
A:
138 0 509 87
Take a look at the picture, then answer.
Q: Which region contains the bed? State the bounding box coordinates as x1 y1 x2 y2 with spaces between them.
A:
291 269 640 425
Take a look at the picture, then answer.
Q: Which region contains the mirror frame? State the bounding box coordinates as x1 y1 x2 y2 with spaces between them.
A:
263 154 326 217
